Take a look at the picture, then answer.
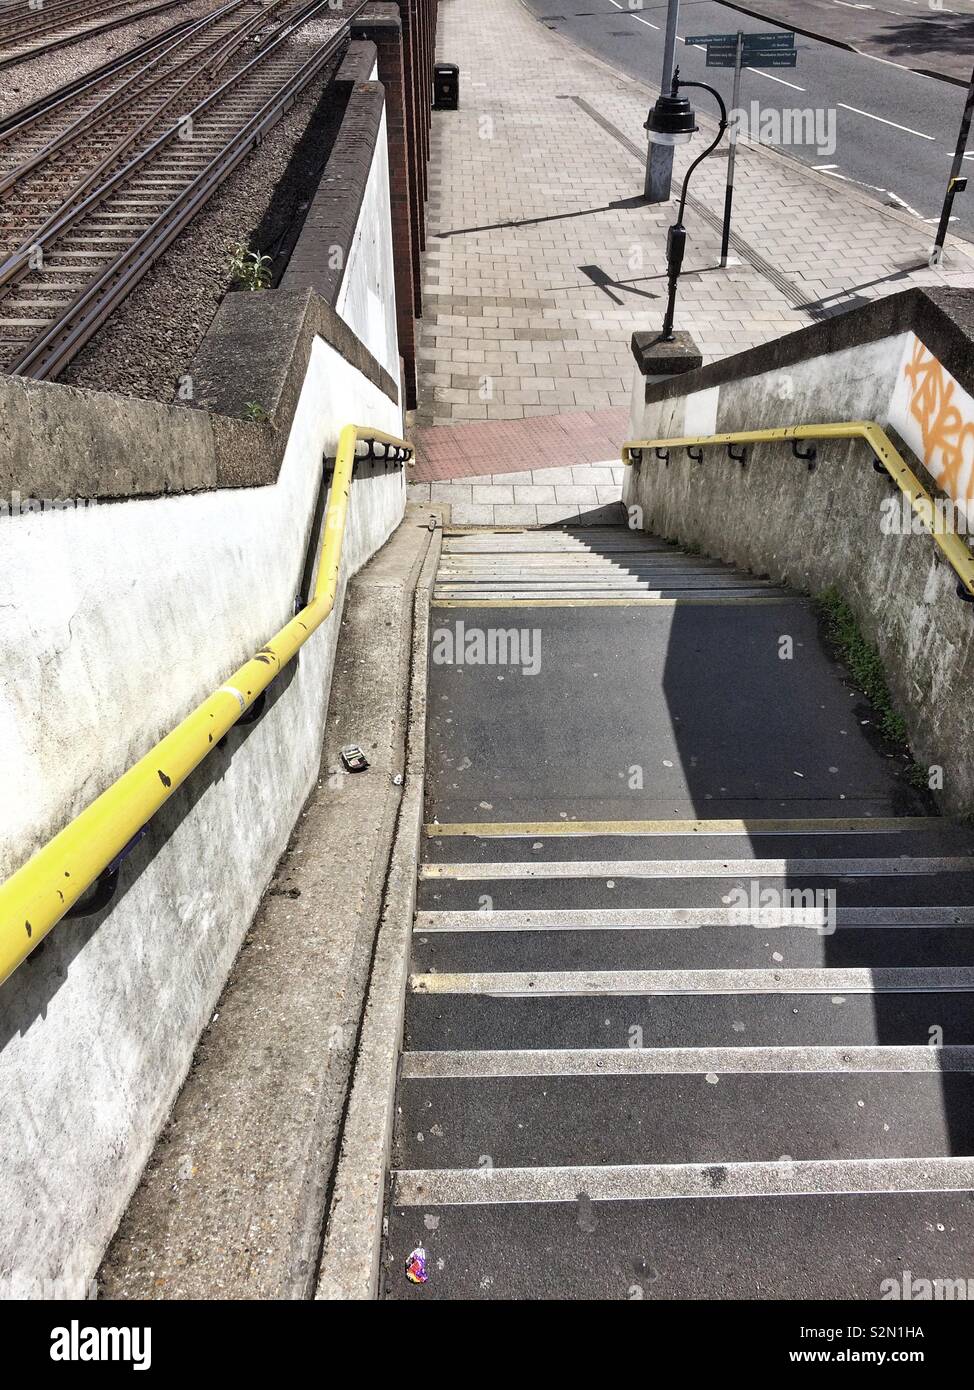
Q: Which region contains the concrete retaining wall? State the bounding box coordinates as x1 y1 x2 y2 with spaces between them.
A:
0 60 406 1298
624 287 974 813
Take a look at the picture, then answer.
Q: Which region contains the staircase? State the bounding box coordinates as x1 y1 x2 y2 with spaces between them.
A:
382 525 974 1300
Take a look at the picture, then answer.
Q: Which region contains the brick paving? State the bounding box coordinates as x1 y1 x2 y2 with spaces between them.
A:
411 406 628 481
409 0 974 521
409 459 626 527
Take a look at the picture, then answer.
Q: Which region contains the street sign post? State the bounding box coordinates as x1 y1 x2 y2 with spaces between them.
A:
684 30 797 67
932 61 974 265
645 0 683 203
683 31 798 265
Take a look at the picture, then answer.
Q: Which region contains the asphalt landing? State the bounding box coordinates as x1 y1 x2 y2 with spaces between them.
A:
425 530 922 825
383 526 974 1300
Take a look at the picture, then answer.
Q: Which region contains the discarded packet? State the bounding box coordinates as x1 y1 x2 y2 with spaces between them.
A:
341 744 369 773
405 1246 428 1284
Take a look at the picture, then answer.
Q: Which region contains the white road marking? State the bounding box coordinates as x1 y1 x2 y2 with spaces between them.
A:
858 48 935 80
838 103 935 140
753 69 806 92
884 189 926 218
814 162 927 218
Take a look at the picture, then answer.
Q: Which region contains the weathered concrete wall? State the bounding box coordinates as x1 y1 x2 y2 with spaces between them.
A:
624 288 974 813
282 55 400 397
0 338 405 1299
0 59 409 1296
335 102 400 390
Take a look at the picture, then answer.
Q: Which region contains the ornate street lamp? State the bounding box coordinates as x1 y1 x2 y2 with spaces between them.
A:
645 68 728 340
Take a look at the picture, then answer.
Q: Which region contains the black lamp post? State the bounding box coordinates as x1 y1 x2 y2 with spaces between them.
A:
645 67 728 340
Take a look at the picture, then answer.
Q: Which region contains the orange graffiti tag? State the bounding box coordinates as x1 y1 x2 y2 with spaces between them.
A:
903 336 974 509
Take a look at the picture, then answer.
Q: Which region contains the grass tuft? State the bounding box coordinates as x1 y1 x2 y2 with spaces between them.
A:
814 587 909 746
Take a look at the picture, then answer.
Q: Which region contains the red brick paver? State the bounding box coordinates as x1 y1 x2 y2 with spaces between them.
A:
412 407 628 481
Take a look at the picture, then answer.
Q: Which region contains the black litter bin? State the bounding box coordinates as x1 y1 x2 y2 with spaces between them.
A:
434 63 459 110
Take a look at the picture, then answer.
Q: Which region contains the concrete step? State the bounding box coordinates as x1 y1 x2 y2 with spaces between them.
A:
433 569 771 584
431 591 791 605
442 531 674 551
383 1187 974 1300
433 578 782 594
403 988 974 1050
420 852 974 879
433 532 784 601
409 965 974 997
392 1070 974 1168
383 522 974 1301
420 824 974 863
416 872 974 912
439 556 734 570
411 925 974 973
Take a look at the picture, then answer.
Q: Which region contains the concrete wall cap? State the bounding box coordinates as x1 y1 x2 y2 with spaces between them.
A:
631 329 703 377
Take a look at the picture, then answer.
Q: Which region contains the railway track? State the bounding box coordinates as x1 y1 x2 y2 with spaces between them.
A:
0 0 367 379
0 0 206 70
0 0 293 253
0 8 207 144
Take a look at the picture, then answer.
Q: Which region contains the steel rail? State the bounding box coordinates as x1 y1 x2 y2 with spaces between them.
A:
0 0 201 70
0 0 176 40
5 0 364 376
0 0 254 199
0 0 359 307
0 0 120 37
622 422 974 599
0 425 414 989
0 10 203 143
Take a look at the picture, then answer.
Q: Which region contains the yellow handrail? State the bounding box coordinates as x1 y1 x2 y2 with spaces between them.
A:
0 424 413 987
622 421 974 599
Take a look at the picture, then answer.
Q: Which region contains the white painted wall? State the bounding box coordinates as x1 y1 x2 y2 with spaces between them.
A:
0 338 404 1298
627 334 910 458
336 106 400 395
628 326 974 533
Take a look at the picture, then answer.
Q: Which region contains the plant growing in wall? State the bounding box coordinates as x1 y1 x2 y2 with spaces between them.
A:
229 241 273 292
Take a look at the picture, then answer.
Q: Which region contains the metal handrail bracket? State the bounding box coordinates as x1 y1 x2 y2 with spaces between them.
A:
622 421 974 600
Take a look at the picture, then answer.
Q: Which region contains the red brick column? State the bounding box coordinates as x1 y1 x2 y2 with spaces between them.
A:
398 0 426 263
417 0 431 178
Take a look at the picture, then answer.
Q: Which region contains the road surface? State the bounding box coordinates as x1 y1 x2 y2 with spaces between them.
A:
718 0 974 85
524 0 974 242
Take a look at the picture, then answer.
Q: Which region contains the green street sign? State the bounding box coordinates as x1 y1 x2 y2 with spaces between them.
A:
685 33 737 47
742 50 798 67
743 31 796 49
687 30 797 67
